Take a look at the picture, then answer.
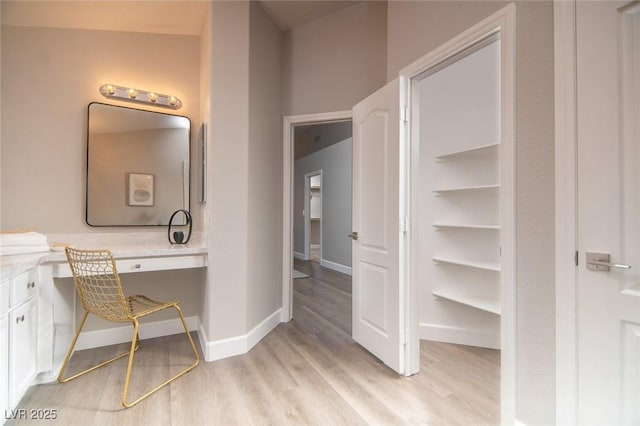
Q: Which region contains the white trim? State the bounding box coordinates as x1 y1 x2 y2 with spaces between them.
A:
554 1 578 425
399 4 516 423
200 309 282 362
319 259 352 276
75 315 199 351
293 251 306 260
282 111 352 322
514 421 528 426
419 323 500 350
309 244 320 249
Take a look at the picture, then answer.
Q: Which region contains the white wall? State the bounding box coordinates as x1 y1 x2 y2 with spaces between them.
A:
282 1 387 116
202 0 283 342
247 0 283 330
294 139 352 269
203 1 250 340
388 2 556 424
0 24 204 327
0 25 202 232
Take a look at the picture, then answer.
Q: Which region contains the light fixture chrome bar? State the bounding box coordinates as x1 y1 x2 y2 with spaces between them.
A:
99 84 182 110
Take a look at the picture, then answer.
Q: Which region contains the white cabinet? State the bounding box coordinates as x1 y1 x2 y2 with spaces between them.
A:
9 298 37 408
1 298 8 424
1 268 38 415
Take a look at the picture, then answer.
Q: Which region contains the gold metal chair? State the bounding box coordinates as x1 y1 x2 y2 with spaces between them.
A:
58 247 199 408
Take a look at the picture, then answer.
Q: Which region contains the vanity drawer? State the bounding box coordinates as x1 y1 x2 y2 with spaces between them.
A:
10 270 37 307
51 254 206 278
0 280 9 316
116 255 206 274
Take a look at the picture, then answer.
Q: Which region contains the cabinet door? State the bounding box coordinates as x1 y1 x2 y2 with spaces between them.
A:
9 299 37 408
0 314 8 418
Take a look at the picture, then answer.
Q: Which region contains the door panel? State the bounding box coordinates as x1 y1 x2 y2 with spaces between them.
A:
352 79 402 373
577 2 640 424
360 112 388 251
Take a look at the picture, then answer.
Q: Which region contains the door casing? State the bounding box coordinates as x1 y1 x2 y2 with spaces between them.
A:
399 3 516 421
282 111 352 322
554 1 640 424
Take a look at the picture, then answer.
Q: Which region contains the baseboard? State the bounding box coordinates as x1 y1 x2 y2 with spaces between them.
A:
201 308 282 362
293 251 306 260
75 315 200 351
419 322 500 349
320 259 352 276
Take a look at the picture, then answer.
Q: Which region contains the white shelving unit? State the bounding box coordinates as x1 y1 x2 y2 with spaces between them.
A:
432 256 500 272
418 36 501 349
433 184 500 194
432 288 501 315
435 142 499 160
432 223 500 230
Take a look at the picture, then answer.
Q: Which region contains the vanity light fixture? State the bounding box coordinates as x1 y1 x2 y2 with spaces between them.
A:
99 84 182 110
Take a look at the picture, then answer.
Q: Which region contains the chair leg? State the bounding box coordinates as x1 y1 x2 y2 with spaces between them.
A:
121 305 199 408
58 311 133 383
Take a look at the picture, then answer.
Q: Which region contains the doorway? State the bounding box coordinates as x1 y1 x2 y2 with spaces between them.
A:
400 4 515 420
556 2 640 424
305 171 322 263
283 114 353 322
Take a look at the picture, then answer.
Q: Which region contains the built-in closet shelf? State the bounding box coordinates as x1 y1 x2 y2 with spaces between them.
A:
432 256 501 272
433 184 500 194
310 217 321 221
310 186 320 190
432 223 500 230
432 288 501 315
435 142 499 160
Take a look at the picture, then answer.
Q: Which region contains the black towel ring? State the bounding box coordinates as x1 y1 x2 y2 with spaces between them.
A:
168 209 192 244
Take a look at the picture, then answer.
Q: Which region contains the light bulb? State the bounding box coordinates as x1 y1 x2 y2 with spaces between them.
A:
128 88 137 99
148 92 158 102
106 85 115 95
168 96 177 105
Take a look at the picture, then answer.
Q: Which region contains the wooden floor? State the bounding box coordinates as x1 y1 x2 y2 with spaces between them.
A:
10 260 499 425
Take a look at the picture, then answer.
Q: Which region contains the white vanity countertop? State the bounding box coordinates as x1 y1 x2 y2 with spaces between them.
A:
44 243 207 263
0 252 49 281
1 232 207 280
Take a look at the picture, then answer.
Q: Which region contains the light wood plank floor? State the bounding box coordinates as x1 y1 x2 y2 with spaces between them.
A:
9 260 499 425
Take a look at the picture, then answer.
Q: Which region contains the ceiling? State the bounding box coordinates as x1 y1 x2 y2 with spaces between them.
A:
259 1 358 31
1 1 360 35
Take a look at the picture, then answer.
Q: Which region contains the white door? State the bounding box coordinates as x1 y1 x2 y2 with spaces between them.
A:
352 79 404 373
577 2 640 424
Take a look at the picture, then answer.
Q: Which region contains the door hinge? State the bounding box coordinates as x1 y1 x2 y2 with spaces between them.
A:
400 106 409 123
575 251 579 266
400 217 408 233
400 329 408 345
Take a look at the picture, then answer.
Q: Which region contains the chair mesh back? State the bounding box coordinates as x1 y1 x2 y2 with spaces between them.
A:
65 248 130 321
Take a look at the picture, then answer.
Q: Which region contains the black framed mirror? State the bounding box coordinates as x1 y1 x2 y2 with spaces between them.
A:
86 102 190 226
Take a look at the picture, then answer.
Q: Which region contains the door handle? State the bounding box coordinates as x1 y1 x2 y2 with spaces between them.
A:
348 232 359 241
586 252 632 271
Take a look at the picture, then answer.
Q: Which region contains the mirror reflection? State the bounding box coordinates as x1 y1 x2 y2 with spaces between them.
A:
86 103 190 226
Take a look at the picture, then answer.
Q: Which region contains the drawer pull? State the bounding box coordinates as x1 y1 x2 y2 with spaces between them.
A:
16 315 25 323
27 282 35 289
134 264 142 269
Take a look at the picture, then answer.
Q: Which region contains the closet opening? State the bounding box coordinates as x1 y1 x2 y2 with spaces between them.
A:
404 27 513 420
305 171 322 264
